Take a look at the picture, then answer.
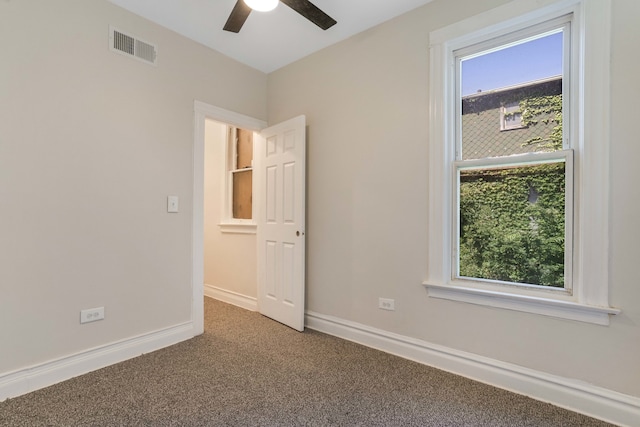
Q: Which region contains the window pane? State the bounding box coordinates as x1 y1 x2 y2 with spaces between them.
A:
232 170 252 219
236 128 253 169
460 31 564 160
458 162 566 287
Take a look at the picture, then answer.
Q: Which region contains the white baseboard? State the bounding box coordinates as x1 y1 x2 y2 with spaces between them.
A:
0 321 195 402
204 284 257 311
305 310 640 427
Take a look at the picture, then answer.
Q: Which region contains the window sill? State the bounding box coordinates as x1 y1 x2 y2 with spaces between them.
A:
423 282 620 326
218 222 256 234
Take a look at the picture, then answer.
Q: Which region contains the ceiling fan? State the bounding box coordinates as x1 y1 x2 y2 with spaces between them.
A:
223 0 337 33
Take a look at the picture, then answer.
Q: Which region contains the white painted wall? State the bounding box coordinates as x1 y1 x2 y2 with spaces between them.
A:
203 120 257 299
0 0 266 375
268 0 640 399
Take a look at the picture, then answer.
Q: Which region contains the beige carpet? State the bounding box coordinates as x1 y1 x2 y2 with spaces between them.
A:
0 298 613 426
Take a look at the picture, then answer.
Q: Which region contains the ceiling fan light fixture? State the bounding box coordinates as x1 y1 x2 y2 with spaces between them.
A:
243 0 279 12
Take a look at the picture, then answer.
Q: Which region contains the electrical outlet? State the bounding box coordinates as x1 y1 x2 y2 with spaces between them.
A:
80 307 105 324
378 298 395 311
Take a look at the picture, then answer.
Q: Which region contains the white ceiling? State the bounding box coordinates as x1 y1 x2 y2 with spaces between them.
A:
108 0 433 73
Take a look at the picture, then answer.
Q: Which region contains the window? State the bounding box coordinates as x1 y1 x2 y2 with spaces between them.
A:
219 126 257 233
424 0 619 325
456 22 570 290
500 102 524 131
230 127 253 220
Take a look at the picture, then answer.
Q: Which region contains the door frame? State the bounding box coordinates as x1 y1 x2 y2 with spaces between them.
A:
192 100 267 335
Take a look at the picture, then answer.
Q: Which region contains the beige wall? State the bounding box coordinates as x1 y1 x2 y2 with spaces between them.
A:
268 0 640 398
0 0 266 373
203 120 257 298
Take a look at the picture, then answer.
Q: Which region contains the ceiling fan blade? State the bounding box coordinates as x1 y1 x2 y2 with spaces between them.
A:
223 0 252 33
280 0 337 30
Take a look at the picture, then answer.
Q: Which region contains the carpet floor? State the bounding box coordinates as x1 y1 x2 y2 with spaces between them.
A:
0 298 614 426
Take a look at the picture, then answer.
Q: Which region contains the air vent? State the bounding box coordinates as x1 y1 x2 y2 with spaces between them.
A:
109 26 157 66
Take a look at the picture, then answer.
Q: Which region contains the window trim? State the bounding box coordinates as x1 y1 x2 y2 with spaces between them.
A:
423 0 620 325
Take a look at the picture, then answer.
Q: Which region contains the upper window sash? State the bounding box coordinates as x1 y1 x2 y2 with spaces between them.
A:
454 17 572 160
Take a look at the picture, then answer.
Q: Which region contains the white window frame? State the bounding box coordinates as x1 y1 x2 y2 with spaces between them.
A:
219 125 257 234
455 17 572 291
424 0 620 325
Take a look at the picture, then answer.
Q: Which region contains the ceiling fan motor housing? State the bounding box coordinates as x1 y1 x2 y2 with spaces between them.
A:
243 0 279 12
224 0 337 33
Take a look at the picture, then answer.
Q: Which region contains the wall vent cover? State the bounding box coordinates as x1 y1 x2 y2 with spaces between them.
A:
109 26 157 66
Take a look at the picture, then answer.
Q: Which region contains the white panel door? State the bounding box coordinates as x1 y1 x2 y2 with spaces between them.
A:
256 116 306 331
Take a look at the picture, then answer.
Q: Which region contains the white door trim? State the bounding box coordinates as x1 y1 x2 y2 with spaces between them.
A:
192 101 267 334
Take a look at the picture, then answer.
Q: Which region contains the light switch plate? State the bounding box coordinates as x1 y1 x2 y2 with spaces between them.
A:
167 196 179 213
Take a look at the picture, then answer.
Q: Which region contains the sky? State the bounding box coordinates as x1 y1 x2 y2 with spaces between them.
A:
461 31 563 97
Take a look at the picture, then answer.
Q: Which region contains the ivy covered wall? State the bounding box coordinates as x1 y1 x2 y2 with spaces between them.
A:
459 162 566 286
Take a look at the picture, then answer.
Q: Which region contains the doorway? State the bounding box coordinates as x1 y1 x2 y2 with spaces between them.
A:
191 101 267 335
202 119 259 311
192 101 307 333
